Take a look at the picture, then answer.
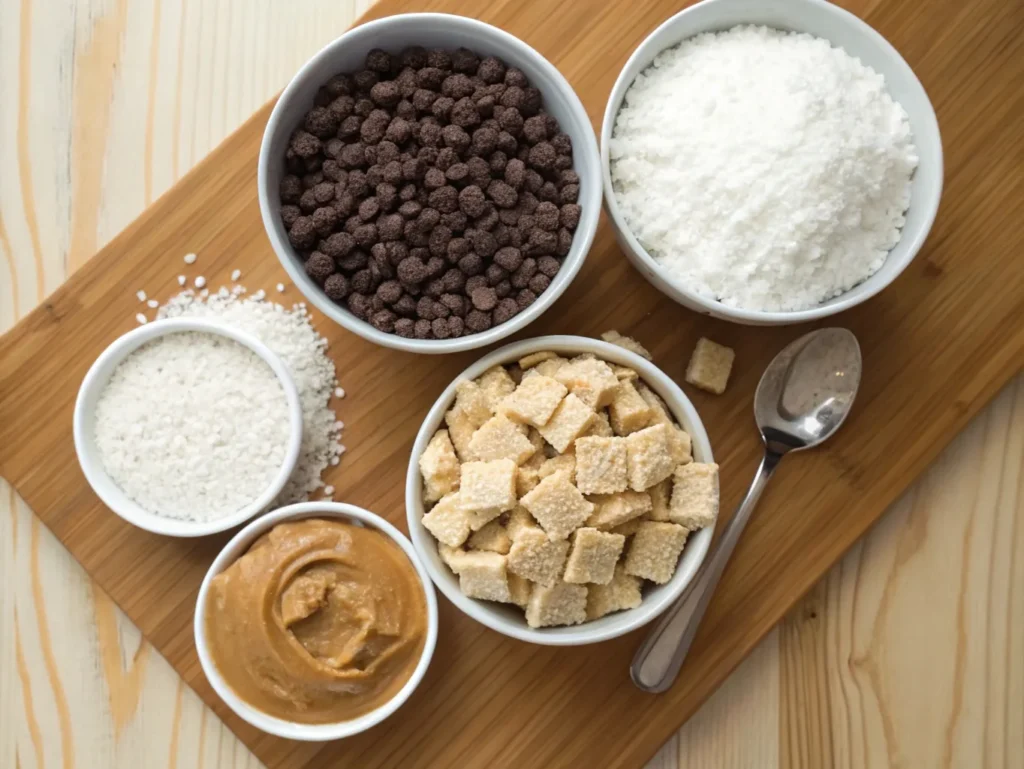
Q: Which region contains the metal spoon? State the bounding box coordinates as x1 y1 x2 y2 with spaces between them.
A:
631 327 862 693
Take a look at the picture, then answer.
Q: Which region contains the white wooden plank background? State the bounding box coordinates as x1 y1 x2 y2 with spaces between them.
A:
1 2 1020 767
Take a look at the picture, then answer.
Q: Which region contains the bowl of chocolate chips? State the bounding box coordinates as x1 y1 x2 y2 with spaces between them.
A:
258 13 600 353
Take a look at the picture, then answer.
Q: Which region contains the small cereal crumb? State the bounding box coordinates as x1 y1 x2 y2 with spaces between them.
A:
586 565 643 620
526 581 588 627
323 485 335 496
669 462 719 530
276 283 286 293
419 429 461 503
520 472 593 540
135 313 148 325
498 374 567 427
601 330 652 360
608 381 653 435
586 490 652 529
574 436 628 495
467 519 512 554
685 337 735 395
518 350 558 369
507 527 569 587
231 269 241 281
136 290 147 302
624 521 688 584
194 276 207 289
459 459 518 525
334 387 345 398
177 275 186 286
564 527 625 585
625 423 677 491
468 414 536 464
422 492 471 547
146 299 159 308
458 551 513 603
183 252 197 264
648 478 673 521
537 393 594 453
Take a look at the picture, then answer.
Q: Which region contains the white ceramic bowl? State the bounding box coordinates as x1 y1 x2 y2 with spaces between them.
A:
73 318 303 537
259 13 602 353
406 335 714 645
194 502 438 741
601 0 943 326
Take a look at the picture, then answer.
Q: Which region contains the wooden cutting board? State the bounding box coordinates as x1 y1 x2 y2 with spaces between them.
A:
1 0 1021 767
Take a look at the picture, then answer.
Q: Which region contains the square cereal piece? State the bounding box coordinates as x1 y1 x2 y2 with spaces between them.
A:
648 478 672 522
625 423 677 491
519 350 559 369
610 517 644 537
467 520 512 554
608 381 653 436
574 436 628 495
586 565 643 620
520 473 594 540
468 414 537 464
600 330 653 360
457 551 513 603
419 429 461 503
507 527 570 586
445 406 477 461
476 365 517 411
586 490 652 529
583 410 614 437
669 462 720 530
453 379 493 427
538 452 576 485
498 374 568 427
422 493 471 547
670 426 692 466
564 527 626 585
534 356 570 378
516 452 546 496
506 505 541 541
537 393 595 453
438 544 473 573
460 459 517 524
624 521 689 584
508 573 532 607
612 365 639 383
685 337 735 395
636 383 672 426
554 357 620 409
525 581 588 628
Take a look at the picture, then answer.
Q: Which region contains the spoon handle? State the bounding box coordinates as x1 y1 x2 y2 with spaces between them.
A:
631 450 781 693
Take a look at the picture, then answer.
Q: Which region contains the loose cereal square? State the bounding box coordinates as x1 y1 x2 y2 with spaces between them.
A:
537 393 595 453
525 581 588 628
564 527 626 585
636 383 672 426
583 410 614 437
625 423 677 491
453 379 493 427
445 406 477 461
612 365 639 383
608 381 653 435
600 330 653 360
648 478 673 522
669 462 720 530
507 527 570 587
506 505 541 541
467 520 512 554
468 414 537 464
519 350 559 369
685 337 735 395
586 565 643 620
422 493 471 547
538 452 576 485
438 544 473 573
516 451 546 496
623 521 688 584
476 365 517 411
458 551 513 603
508 573 532 607
520 473 594 540
419 429 461 503
460 459 517 526
586 490 653 529
555 357 620 409
574 436 628 495
498 374 568 427
534 356 570 378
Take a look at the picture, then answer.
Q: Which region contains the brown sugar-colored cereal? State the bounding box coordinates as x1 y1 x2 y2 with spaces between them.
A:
668 462 719 531
497 374 568 427
458 551 514 603
648 478 673 522
422 492 471 547
575 436 628 495
419 429 461 503
467 414 536 465
564 527 625 585
586 565 643 620
537 393 595 453
608 381 654 435
520 472 593 540
525 581 588 628
467 519 512 555
586 490 652 530
685 337 735 394
507 527 570 588
475 365 517 412
625 423 677 491
623 521 688 585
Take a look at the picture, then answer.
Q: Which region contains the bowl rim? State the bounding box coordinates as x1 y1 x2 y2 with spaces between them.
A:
599 0 944 323
73 317 304 538
193 501 439 741
258 12 602 353
405 335 714 645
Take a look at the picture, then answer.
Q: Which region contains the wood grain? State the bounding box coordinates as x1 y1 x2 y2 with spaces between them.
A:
0 0 1019 765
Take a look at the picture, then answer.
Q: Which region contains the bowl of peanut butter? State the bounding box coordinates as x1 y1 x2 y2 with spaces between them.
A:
195 502 438 740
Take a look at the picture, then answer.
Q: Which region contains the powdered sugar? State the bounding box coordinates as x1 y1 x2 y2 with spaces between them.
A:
610 25 918 312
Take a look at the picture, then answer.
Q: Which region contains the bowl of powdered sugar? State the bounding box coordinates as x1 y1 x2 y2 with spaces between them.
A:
601 0 942 325
74 318 304 537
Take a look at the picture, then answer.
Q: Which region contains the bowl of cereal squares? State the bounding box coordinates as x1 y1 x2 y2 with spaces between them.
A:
259 13 601 353
405 333 719 644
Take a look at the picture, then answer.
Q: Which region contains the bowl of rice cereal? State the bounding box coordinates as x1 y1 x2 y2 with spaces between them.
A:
601 0 943 325
406 335 717 645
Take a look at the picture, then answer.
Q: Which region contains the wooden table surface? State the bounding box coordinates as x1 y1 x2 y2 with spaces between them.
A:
1 1 1020 767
